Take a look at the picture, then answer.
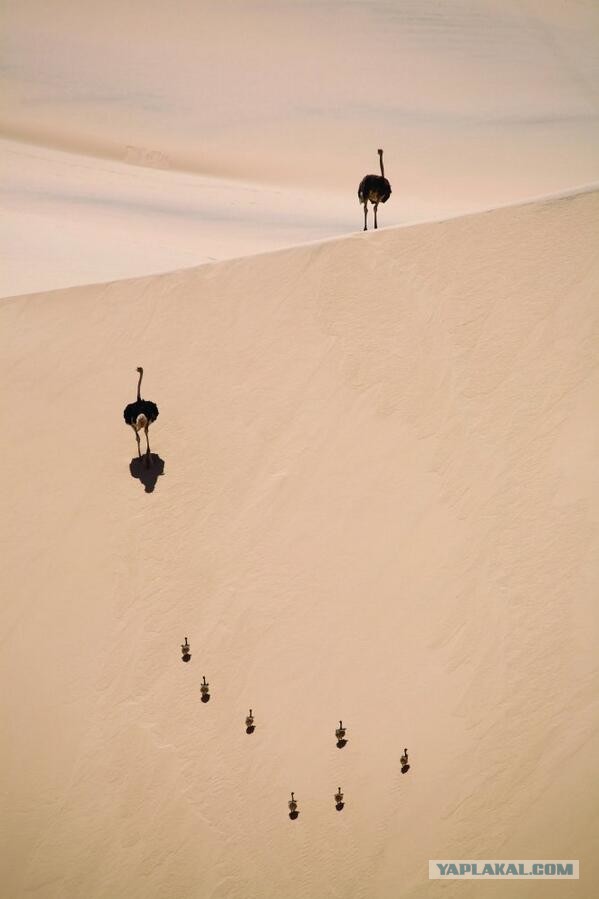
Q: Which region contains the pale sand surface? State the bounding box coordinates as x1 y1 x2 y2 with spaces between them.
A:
2 0 599 296
0 138 351 298
1 190 598 897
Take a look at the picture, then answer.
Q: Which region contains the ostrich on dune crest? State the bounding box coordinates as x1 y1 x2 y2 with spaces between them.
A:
358 148 391 231
123 367 159 464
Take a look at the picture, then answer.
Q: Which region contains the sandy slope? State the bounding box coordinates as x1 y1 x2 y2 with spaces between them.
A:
0 138 351 299
1 190 598 898
2 0 599 297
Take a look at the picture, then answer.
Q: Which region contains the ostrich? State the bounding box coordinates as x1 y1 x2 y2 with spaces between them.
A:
123 367 159 465
335 720 346 741
358 148 391 231
401 747 410 774
335 719 348 748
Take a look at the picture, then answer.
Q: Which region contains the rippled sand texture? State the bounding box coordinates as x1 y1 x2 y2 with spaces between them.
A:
1 189 598 898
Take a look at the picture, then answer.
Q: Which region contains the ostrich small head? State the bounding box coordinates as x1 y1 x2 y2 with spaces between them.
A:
136 366 144 400
378 148 385 177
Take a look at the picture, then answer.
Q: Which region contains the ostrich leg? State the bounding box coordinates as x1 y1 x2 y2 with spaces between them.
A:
363 201 368 231
131 424 142 458
374 202 379 229
144 424 151 467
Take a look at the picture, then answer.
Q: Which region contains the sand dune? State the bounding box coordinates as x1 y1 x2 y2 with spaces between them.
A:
1 189 598 897
4 0 599 189
2 0 599 296
0 138 351 298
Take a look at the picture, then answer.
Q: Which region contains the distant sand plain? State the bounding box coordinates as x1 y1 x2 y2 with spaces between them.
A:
2 0 599 295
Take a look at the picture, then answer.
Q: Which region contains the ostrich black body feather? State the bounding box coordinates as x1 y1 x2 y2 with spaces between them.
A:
358 174 392 204
123 399 159 426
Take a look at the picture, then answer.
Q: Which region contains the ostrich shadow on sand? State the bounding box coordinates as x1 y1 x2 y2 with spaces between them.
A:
129 453 165 493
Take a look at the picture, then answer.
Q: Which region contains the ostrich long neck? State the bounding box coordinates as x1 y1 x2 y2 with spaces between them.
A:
136 369 143 401
379 151 385 178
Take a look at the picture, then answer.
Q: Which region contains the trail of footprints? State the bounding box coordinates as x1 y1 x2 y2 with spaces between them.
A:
180 637 411 820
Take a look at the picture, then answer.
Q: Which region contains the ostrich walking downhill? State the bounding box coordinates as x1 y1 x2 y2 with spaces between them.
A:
358 148 391 231
123 367 159 464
